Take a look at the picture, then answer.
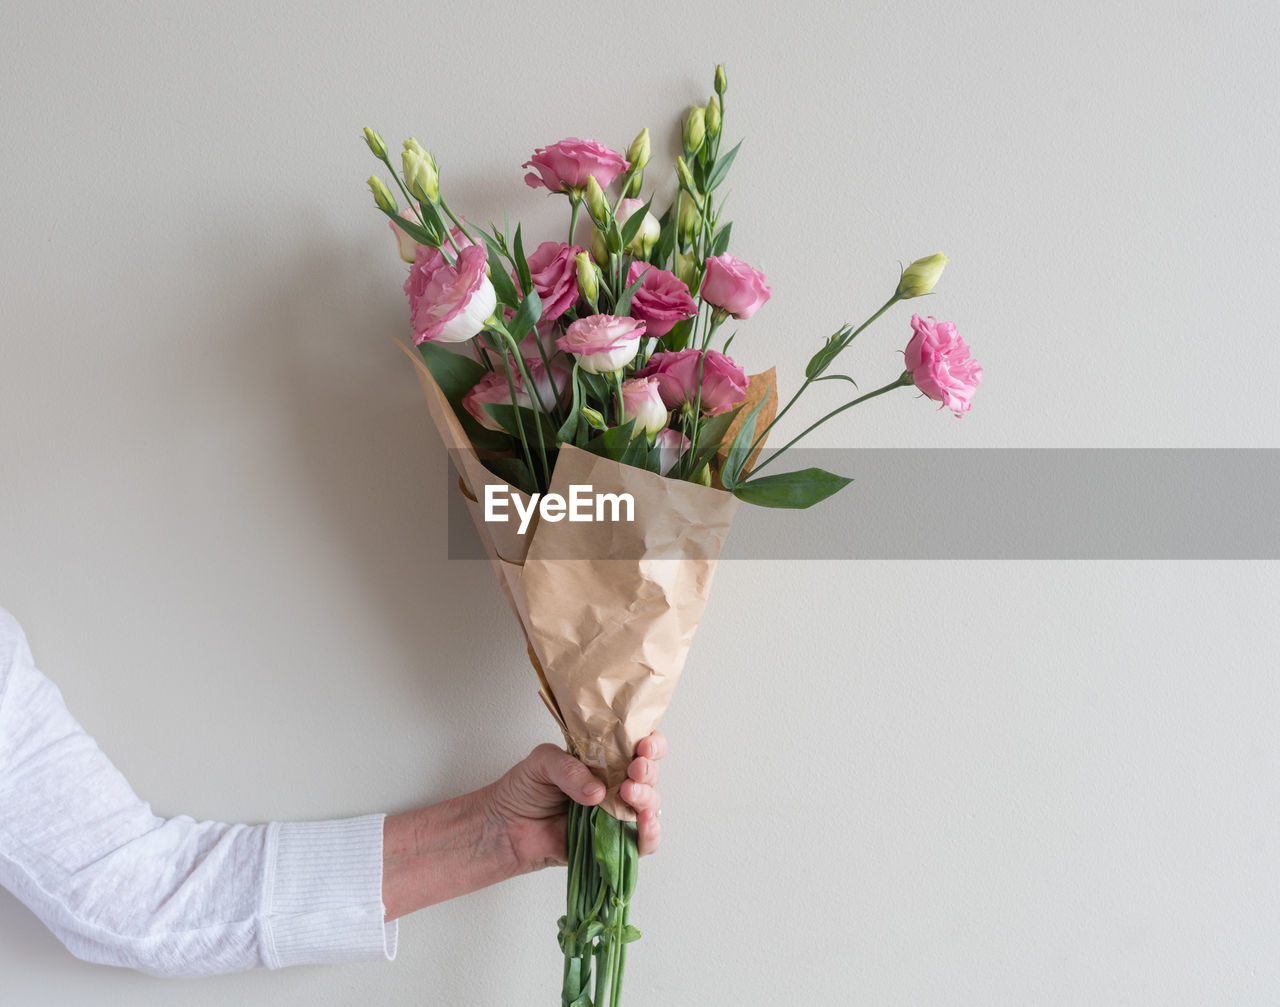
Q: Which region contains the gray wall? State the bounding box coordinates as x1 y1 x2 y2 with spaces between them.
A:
2 1 1277 1004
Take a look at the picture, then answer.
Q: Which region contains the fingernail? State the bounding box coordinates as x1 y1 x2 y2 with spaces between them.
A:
586 783 605 799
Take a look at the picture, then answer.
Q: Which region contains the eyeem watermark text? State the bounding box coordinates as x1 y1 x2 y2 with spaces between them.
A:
484 483 635 535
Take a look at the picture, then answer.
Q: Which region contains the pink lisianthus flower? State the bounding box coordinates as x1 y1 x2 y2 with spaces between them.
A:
634 348 748 416
524 242 586 321
619 376 669 436
700 254 771 320
556 314 646 374
523 138 629 193
406 244 496 345
462 354 570 431
904 314 983 416
653 427 691 476
626 262 697 338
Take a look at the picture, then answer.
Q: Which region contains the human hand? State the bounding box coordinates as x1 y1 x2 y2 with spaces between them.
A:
485 732 665 874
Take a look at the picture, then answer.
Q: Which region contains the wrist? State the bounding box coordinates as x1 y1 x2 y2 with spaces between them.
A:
382 785 522 921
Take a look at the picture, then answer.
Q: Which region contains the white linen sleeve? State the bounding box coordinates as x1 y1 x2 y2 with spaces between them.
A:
0 608 397 977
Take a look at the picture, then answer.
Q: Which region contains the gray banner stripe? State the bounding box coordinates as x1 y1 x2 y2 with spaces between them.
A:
447 450 1280 560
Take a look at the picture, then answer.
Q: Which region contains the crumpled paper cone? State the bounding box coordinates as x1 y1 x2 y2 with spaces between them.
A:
402 343 739 819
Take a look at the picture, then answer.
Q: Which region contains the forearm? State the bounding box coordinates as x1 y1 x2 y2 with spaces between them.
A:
0 610 395 975
382 782 523 921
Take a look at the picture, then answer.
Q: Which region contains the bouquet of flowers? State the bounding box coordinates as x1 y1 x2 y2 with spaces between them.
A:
364 64 980 1006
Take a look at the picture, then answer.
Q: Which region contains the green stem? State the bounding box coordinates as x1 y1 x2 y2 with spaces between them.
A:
495 344 538 483
748 294 901 458
568 197 582 248
439 197 479 246
379 153 429 230
749 371 914 477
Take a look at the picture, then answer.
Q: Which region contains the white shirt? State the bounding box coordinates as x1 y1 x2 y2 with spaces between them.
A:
0 607 397 976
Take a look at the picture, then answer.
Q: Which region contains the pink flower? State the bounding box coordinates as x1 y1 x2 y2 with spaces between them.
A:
524 242 585 321
634 348 748 416
626 262 697 339
406 244 496 344
462 355 570 431
653 427 691 476
389 218 419 263
700 254 771 320
556 314 645 374
523 138 629 193
619 376 668 436
904 315 982 416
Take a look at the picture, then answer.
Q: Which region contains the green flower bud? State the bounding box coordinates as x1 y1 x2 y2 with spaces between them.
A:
363 127 388 160
403 136 426 157
705 95 721 140
675 156 696 194
682 106 706 157
624 171 643 198
627 127 651 172
692 463 712 487
402 148 439 204
677 193 701 247
675 250 698 292
575 250 599 305
367 175 397 214
896 252 949 298
581 406 607 430
585 175 611 229
590 227 608 266
714 64 727 96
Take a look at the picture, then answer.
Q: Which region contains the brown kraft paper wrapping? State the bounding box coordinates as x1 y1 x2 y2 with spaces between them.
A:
401 342 740 819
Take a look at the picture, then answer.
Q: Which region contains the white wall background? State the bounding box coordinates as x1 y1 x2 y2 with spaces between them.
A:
2 1 1278 1004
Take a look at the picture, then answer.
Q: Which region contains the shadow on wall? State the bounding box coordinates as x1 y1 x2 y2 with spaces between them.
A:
198 209 523 981
201 204 512 755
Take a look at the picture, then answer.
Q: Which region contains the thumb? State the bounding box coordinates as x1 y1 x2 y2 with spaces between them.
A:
539 747 606 805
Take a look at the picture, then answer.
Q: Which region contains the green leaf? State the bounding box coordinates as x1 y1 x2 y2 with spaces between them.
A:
580 370 612 404
683 406 741 477
482 402 558 446
620 821 639 897
814 373 859 388
706 139 742 192
556 362 584 445
420 200 449 240
513 224 532 295
592 809 623 891
614 266 649 318
660 317 695 352
708 220 733 258
582 419 639 462
652 205 677 269
417 341 510 452
732 467 854 509
691 153 709 194
621 926 642 944
508 289 543 343
481 456 537 495
721 388 770 489
619 429 650 468
482 239 520 308
383 209 437 247
619 196 655 249
644 437 665 474
805 327 852 379
418 340 486 400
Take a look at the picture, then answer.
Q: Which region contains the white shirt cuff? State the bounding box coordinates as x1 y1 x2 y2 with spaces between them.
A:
261 814 397 968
